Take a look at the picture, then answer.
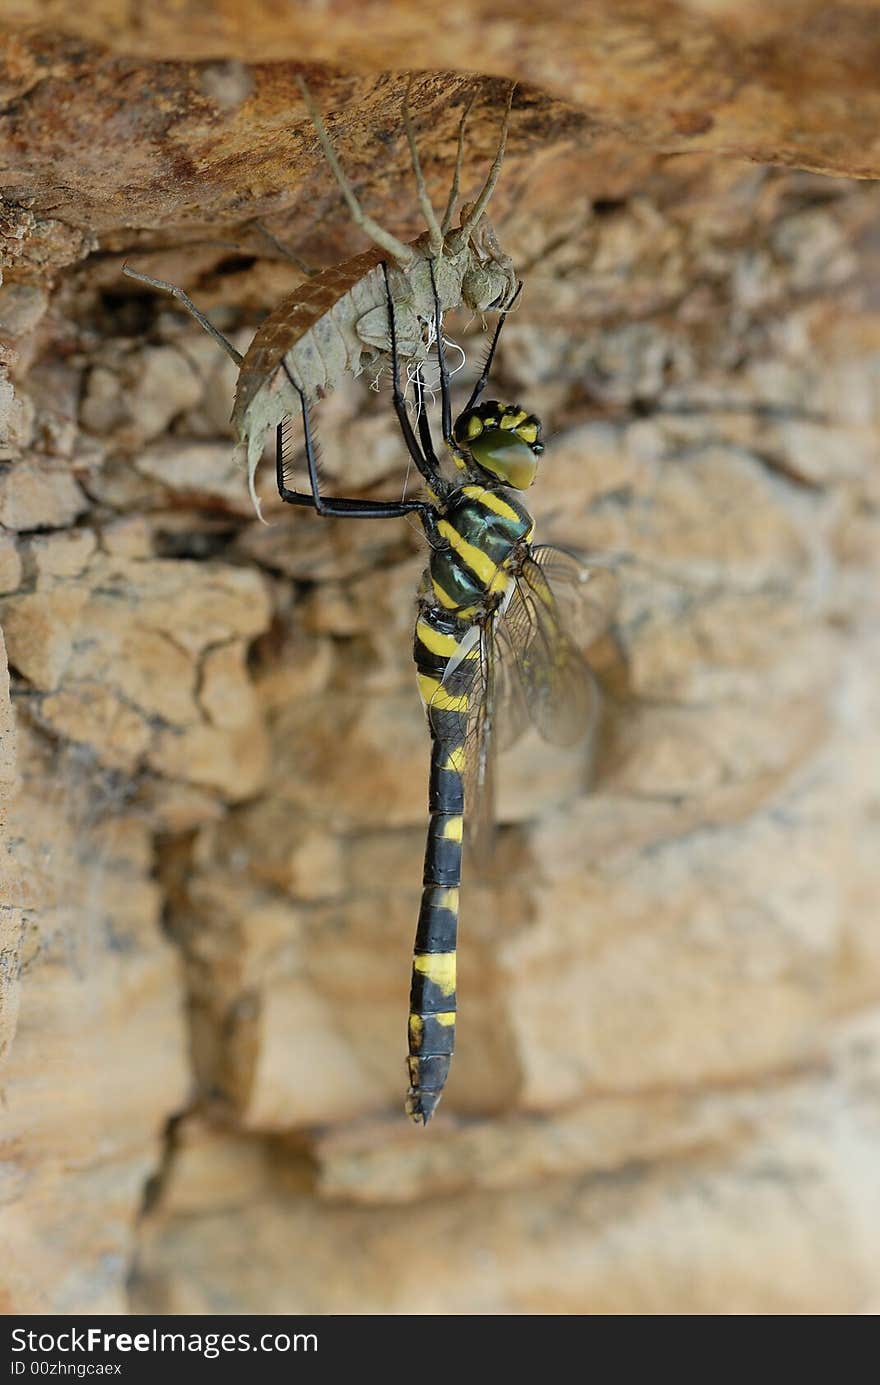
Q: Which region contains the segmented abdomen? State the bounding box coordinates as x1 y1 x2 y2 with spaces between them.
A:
406 486 534 1123
407 608 470 1123
233 248 387 431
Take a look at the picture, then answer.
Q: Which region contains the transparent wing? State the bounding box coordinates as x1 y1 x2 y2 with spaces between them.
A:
528 545 621 651
427 614 529 860
502 545 620 747
428 546 619 857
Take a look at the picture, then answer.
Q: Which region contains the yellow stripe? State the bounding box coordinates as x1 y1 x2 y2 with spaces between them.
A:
415 617 460 658
442 816 463 842
429 886 459 914
431 575 458 609
517 422 538 443
444 745 465 773
409 1010 456 1039
437 519 499 587
413 952 457 996
417 672 469 712
461 485 521 523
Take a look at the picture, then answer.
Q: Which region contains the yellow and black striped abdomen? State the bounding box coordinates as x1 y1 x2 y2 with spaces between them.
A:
407 609 469 1123
407 485 534 1124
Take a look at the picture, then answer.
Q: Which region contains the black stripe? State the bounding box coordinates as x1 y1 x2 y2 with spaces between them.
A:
424 832 461 886
413 639 452 680
427 741 464 813
408 606 468 1123
414 890 458 952
408 1054 451 1088
410 1013 455 1055
429 708 466 749
409 971 457 1014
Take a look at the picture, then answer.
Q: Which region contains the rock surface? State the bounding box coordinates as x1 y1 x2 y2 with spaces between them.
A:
1 1 880 1317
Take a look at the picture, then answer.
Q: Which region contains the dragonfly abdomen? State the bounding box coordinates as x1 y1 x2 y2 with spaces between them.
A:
407 609 472 1124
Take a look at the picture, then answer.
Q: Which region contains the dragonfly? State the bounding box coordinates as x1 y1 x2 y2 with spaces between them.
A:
275 264 619 1124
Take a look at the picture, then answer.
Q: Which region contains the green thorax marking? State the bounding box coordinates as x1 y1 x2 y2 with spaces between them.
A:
428 484 533 614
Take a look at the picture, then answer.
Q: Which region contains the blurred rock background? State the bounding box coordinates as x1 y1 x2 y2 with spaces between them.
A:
1 1 880 1314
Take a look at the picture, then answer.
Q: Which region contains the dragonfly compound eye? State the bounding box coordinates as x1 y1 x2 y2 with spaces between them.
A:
454 403 544 489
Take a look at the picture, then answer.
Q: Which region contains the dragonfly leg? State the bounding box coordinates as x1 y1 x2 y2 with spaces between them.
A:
382 262 449 497
275 371 435 524
413 363 441 473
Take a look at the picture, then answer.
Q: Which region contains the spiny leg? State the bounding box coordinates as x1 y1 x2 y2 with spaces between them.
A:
121 264 243 365
450 82 515 249
276 365 432 520
297 75 415 268
414 364 441 473
402 75 442 257
441 94 475 237
463 280 522 412
382 261 448 496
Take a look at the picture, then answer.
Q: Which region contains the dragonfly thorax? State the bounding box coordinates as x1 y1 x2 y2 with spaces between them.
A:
428 482 534 617
452 401 544 490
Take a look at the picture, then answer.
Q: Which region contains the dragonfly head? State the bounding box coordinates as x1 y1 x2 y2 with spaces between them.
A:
452 401 544 489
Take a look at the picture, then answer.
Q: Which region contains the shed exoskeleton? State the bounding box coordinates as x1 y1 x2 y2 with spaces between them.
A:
123 75 518 518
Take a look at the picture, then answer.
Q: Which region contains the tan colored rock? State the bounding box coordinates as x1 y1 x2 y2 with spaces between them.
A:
1 587 90 690
136 779 225 836
5 8 880 228
285 828 346 903
4 557 271 790
0 459 87 529
0 901 23 1068
0 533 20 593
40 681 153 774
198 642 261 731
99 515 153 559
81 346 204 445
0 627 22 1071
134 440 256 515
148 718 269 800
132 1012 880 1314
0 282 49 337
29 528 97 583
0 727 190 1312
0 628 15 799
0 372 35 459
